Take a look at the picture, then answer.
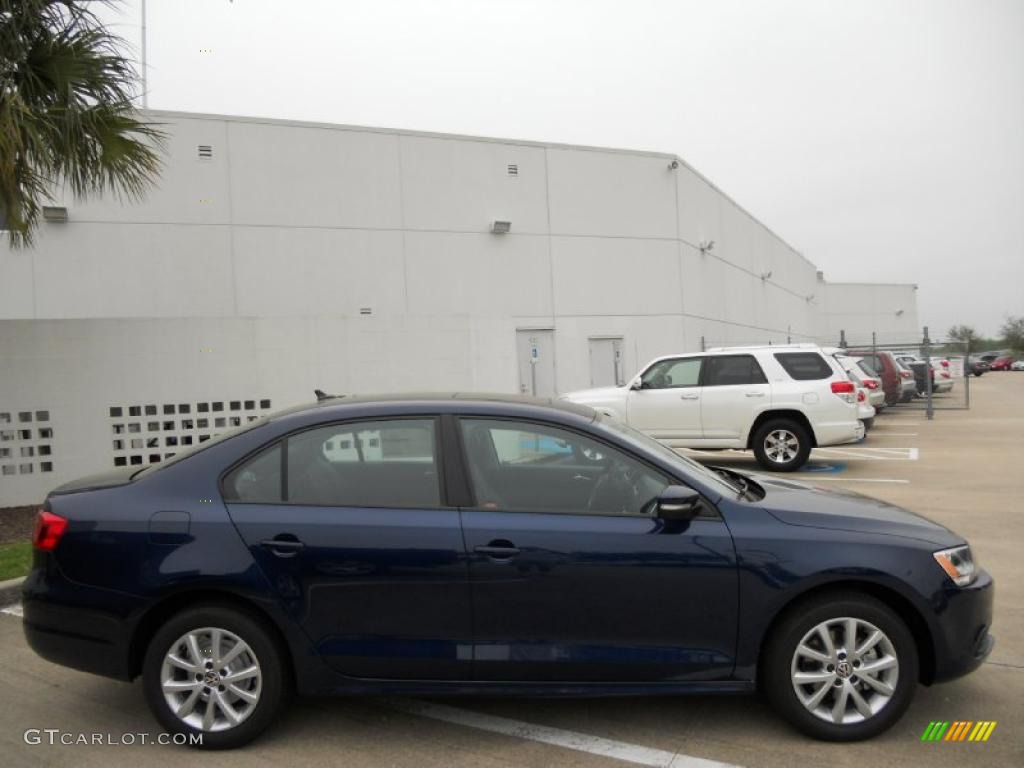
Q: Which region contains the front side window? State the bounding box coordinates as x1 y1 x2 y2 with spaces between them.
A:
703 355 767 386
640 357 702 389
287 419 440 508
774 352 833 381
460 418 670 516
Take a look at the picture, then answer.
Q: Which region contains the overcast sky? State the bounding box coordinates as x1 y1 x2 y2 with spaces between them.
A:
103 0 1023 338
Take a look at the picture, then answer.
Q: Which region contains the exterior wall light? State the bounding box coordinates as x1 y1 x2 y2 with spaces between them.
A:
490 220 511 235
42 206 68 223
699 240 715 254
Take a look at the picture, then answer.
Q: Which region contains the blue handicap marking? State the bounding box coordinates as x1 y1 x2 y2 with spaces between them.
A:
802 462 847 474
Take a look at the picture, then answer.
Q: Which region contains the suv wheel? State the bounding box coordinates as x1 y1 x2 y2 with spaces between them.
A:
142 604 287 749
752 419 811 471
762 592 918 741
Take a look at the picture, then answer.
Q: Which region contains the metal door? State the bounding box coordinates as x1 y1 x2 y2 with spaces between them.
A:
516 329 555 397
588 337 624 387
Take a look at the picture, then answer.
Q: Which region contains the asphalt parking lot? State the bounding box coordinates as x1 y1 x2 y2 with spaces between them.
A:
1 374 1022 767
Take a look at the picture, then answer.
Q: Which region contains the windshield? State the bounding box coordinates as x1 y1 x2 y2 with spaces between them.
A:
596 414 740 497
132 415 272 478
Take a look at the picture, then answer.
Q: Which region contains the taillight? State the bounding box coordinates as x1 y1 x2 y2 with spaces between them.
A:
941 371 950 378
864 379 879 389
33 509 68 551
900 370 913 379
831 381 855 394
857 390 866 402
941 360 949 368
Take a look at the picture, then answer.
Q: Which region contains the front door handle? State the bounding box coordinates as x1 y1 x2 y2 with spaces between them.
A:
745 392 766 397
260 537 305 558
474 540 520 559
680 393 699 400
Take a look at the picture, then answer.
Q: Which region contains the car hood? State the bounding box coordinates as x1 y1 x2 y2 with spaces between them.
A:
561 386 627 402
751 475 960 546
49 467 137 496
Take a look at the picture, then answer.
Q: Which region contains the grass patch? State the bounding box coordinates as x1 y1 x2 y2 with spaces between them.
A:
0 541 32 581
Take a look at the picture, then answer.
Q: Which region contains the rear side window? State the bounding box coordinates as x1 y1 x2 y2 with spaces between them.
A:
223 443 282 502
774 352 833 381
286 419 440 508
703 355 767 386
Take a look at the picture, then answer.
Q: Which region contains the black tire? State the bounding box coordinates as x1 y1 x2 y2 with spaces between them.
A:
142 603 288 749
861 417 874 432
974 371 983 377
752 419 812 472
762 591 919 741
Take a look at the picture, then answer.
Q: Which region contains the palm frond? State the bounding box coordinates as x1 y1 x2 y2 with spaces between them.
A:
1 0 165 247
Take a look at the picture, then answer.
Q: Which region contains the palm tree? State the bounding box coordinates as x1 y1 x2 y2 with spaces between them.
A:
0 0 164 246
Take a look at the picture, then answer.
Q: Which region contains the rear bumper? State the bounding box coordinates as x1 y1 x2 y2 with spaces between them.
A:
21 560 138 682
815 419 864 446
931 569 995 683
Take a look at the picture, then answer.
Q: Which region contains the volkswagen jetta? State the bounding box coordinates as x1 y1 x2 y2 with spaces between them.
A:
22 393 993 748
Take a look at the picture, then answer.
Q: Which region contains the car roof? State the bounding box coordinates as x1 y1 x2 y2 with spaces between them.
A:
704 343 824 354
268 391 598 423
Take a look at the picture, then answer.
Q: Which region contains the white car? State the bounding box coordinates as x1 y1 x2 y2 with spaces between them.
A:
835 355 880 430
561 344 864 472
1012 360 1024 371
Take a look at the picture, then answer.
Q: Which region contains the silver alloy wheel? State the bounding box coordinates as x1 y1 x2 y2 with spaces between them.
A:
790 617 899 725
764 429 800 463
160 626 262 732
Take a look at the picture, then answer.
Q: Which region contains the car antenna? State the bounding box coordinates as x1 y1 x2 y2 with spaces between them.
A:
314 389 339 402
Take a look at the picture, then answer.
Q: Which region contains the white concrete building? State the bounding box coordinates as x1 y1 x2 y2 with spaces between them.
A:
0 111 918 505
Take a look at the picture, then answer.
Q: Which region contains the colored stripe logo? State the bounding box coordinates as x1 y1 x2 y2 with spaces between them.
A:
921 721 996 742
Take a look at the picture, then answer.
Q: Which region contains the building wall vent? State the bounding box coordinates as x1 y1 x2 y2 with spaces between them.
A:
506 163 519 177
197 145 214 161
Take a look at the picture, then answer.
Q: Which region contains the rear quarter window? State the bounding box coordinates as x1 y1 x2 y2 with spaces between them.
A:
774 352 834 381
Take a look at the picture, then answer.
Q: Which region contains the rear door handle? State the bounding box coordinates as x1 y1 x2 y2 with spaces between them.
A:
260 537 305 557
474 540 520 559
680 393 699 400
745 392 766 397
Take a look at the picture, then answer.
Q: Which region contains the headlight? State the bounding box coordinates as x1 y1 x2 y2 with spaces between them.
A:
933 545 977 587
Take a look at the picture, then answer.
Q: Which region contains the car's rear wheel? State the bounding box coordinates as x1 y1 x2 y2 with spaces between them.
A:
142 604 287 749
762 592 918 741
752 419 811 472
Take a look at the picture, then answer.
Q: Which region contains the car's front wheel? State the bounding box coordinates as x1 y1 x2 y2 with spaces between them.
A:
142 604 288 749
752 419 812 471
762 592 918 741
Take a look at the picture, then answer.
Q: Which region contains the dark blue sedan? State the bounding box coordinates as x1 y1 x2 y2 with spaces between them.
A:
23 393 993 748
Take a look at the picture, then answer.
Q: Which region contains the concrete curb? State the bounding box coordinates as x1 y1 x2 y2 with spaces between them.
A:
0 576 25 607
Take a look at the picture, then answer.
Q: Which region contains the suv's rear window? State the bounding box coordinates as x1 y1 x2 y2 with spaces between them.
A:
774 352 833 380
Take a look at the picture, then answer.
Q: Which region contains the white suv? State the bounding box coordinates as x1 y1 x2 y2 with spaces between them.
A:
560 344 864 471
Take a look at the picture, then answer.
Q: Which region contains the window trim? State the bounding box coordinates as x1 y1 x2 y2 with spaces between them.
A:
218 415 451 510
452 415 717 520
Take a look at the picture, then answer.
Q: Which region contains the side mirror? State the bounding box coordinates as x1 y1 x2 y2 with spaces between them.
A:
629 379 642 390
656 485 701 520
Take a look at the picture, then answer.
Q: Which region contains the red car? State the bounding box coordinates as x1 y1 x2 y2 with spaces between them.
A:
990 355 1015 371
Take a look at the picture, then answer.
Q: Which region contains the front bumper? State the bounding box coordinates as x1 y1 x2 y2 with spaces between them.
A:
930 568 995 683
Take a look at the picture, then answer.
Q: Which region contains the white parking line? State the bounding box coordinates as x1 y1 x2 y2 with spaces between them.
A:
794 477 911 484
869 432 918 437
812 447 918 461
1 603 23 617
390 699 742 768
